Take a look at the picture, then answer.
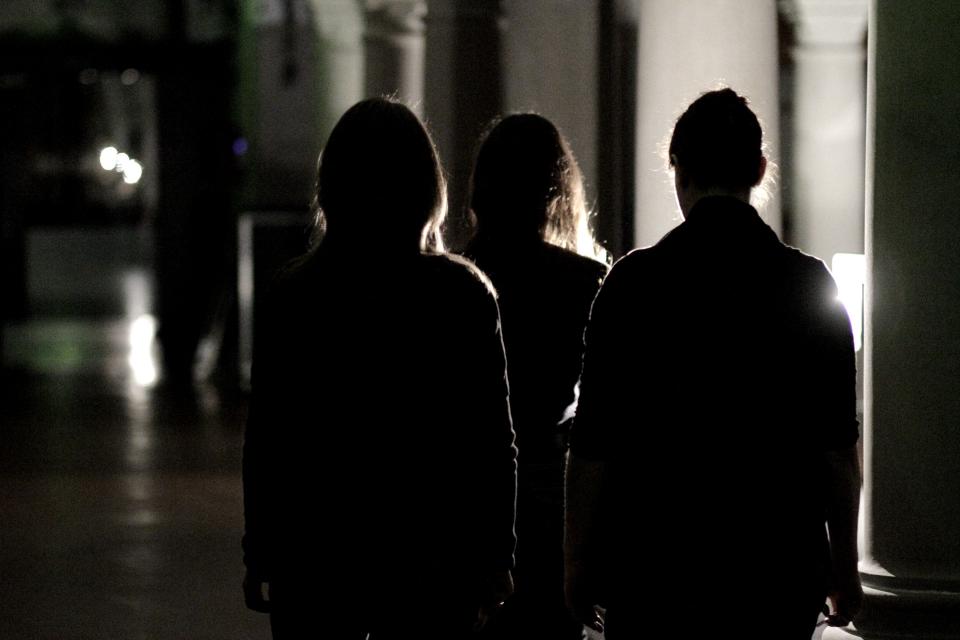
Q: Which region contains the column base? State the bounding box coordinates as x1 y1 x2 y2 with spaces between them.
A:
855 575 960 639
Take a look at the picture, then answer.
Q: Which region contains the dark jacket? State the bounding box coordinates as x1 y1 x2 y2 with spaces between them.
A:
243 245 517 613
466 238 608 463
571 196 858 615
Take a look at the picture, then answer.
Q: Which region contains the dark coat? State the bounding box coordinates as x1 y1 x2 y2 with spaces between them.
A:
243 244 517 625
571 196 858 625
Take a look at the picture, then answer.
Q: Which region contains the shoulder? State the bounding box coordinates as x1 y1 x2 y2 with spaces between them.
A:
779 244 839 297
420 252 499 302
605 245 662 284
541 243 609 271
540 243 610 290
588 245 673 315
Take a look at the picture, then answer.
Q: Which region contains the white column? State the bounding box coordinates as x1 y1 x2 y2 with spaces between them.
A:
423 0 502 249
242 0 326 201
423 0 459 167
859 0 960 637
784 0 867 262
634 0 781 249
500 0 601 208
310 0 365 141
363 0 427 113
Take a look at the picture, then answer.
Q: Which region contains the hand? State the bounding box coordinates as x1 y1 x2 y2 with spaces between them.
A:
243 569 272 613
564 564 604 633
569 602 604 633
827 572 864 625
475 569 514 632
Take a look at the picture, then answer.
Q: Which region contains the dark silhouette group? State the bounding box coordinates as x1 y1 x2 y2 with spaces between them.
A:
243 89 863 639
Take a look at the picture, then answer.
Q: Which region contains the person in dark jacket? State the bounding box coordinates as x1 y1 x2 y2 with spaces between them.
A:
242 97 518 639
464 113 609 640
564 88 863 639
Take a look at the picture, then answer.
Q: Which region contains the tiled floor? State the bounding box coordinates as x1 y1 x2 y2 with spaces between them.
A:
0 317 271 639
1 226 270 639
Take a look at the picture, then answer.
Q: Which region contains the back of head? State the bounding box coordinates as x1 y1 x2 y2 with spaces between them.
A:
668 88 764 192
314 97 446 252
470 113 585 249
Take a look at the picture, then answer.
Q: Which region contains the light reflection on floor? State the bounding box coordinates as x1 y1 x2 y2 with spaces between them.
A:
0 228 267 638
128 314 159 388
0 321 266 638
4 315 158 383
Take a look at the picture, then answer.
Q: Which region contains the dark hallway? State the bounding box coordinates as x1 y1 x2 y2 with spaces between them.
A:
1 1 960 638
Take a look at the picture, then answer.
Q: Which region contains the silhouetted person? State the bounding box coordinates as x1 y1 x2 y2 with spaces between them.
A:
242 98 518 639
464 114 609 640
565 88 863 639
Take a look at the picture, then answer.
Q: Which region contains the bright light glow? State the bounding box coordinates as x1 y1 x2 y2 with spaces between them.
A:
128 314 158 387
120 68 141 86
100 147 144 186
100 146 119 170
832 253 865 352
123 269 152 319
123 160 143 184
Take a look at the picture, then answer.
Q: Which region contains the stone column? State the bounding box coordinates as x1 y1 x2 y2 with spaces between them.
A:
596 0 639 259
783 0 867 262
235 0 364 384
423 0 502 250
500 0 601 209
310 0 365 141
240 0 363 204
363 0 427 113
858 0 960 637
634 0 781 248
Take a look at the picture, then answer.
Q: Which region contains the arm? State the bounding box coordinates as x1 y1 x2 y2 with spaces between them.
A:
242 396 273 613
564 453 607 632
242 569 271 613
814 262 863 622
466 285 518 626
474 301 518 573
824 446 863 622
241 288 285 613
562 260 633 632
242 402 274 612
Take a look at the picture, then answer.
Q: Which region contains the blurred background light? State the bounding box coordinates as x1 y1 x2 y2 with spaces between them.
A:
122 160 143 184
100 146 119 171
832 252 865 352
128 314 158 387
120 68 141 86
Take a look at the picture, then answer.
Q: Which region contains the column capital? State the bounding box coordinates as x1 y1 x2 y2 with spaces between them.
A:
363 0 427 37
780 0 867 47
362 0 427 112
425 0 500 21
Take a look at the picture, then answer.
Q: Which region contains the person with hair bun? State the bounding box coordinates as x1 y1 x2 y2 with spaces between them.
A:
565 88 862 638
242 97 517 639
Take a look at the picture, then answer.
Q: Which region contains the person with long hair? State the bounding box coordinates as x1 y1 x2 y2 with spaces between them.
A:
464 113 609 640
565 88 863 638
242 97 517 639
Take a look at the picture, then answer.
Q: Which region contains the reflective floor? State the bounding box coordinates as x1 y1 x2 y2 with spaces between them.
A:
0 227 270 639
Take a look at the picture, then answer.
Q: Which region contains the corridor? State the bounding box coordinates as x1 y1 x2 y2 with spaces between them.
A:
0 227 269 639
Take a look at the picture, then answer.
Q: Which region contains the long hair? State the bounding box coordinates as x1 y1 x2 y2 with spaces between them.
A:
469 113 607 263
310 97 447 253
